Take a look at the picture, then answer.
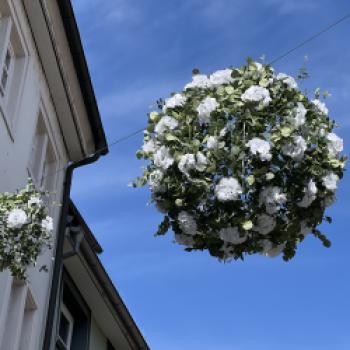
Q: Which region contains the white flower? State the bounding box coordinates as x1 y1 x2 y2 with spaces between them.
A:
266 243 285 257
322 173 339 191
215 177 243 202
174 233 194 247
219 227 247 244
7 209 28 229
241 86 271 107
178 154 196 177
298 180 318 208
254 214 276 235
254 62 263 71
154 116 179 134
142 139 158 153
259 186 287 214
246 138 272 161
28 196 43 207
154 146 174 170
195 152 207 172
185 74 211 90
312 99 328 115
209 69 233 86
196 97 219 124
219 127 227 137
282 135 307 161
42 216 54 232
258 239 273 254
276 73 298 89
149 170 165 192
326 133 343 156
163 93 186 111
178 211 197 235
292 102 307 127
300 221 312 237
207 136 219 149
178 152 207 177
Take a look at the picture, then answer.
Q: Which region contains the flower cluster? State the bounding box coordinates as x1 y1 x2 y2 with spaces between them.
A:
0 180 53 279
135 58 346 262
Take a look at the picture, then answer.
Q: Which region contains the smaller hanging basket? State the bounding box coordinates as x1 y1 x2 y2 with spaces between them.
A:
0 179 54 279
134 58 346 261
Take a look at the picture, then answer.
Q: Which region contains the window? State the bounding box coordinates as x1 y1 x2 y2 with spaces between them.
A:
28 111 58 195
0 9 28 136
57 304 74 350
0 16 13 100
56 272 90 350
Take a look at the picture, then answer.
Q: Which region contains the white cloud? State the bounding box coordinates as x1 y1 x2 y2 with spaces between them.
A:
264 0 316 15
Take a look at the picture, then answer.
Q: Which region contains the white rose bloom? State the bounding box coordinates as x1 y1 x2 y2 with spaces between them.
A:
326 133 343 156
28 196 43 207
246 138 272 161
282 135 307 161
254 62 263 71
254 214 276 235
207 136 219 149
42 216 54 232
209 69 233 86
196 97 219 124
219 127 227 138
258 239 273 254
185 74 212 90
178 211 197 235
293 102 307 127
215 177 243 202
195 152 207 172
241 86 271 107
149 170 165 192
219 227 247 244
178 152 207 176
142 139 158 153
259 186 287 214
7 209 28 229
174 233 194 247
178 154 196 177
154 116 179 134
300 221 312 237
276 73 298 89
163 93 186 111
298 180 318 208
322 173 339 191
266 243 285 257
312 99 329 115
154 146 174 170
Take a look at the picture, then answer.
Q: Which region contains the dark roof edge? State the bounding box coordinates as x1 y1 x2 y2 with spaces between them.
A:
69 200 103 254
56 0 108 155
69 200 149 349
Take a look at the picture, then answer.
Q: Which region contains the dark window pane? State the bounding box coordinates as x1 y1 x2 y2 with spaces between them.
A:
1 70 8 90
59 312 70 344
5 50 11 69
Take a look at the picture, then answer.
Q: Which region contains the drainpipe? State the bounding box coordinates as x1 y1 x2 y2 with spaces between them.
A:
42 151 103 350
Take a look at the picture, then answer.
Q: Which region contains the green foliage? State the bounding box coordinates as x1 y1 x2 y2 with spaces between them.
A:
0 179 53 279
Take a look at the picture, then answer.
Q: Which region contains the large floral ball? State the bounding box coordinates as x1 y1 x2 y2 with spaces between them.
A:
135 59 346 261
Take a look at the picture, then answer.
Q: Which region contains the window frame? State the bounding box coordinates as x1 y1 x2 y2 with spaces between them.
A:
57 303 74 350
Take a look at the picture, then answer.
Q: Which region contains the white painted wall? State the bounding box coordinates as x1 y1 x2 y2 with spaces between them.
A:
0 0 82 349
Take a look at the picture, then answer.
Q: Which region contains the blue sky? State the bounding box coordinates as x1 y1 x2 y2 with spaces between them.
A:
71 1 350 349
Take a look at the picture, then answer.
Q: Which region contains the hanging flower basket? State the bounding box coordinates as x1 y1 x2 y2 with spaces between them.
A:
134 58 346 261
0 180 53 279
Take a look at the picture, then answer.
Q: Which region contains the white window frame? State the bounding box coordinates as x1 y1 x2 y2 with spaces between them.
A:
58 303 74 350
0 16 12 102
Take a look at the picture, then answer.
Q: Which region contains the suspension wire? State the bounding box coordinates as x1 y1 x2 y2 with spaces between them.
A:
269 12 350 65
40 11 350 184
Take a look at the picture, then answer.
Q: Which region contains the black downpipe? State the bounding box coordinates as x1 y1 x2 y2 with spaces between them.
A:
42 152 102 350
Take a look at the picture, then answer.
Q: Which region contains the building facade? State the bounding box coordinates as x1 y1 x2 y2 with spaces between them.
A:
0 1 148 349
